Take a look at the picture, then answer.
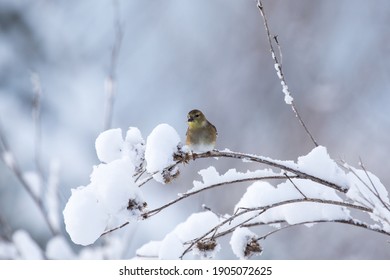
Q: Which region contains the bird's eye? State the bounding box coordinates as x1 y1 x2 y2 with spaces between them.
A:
195 114 200 118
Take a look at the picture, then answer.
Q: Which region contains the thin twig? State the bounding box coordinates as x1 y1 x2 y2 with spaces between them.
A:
0 213 13 241
0 120 57 235
104 0 124 130
256 0 318 147
101 221 129 236
284 172 307 198
359 158 390 211
30 72 45 179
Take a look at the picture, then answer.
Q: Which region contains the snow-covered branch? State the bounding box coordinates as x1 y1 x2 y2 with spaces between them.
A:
61 124 390 259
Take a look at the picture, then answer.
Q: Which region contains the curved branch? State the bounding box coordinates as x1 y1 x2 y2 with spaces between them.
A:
186 150 347 192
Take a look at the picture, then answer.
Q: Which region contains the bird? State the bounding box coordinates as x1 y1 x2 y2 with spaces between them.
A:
185 109 217 153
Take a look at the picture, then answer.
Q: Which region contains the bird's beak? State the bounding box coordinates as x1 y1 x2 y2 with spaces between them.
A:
188 116 194 122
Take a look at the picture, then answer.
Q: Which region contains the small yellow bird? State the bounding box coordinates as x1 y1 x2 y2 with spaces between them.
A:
186 109 217 152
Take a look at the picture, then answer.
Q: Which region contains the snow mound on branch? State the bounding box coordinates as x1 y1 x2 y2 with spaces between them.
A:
270 146 348 190
63 185 109 246
190 166 281 193
95 127 145 166
135 241 161 259
230 227 262 260
135 212 221 259
145 124 181 183
235 179 350 226
64 127 146 246
296 146 348 189
345 166 390 231
95 128 123 163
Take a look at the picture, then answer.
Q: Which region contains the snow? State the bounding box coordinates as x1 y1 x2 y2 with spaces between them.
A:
124 127 145 171
190 166 282 193
63 185 109 246
90 158 139 215
296 146 348 188
12 230 43 259
46 235 76 259
0 240 18 259
274 63 283 79
95 127 145 166
145 124 181 183
345 166 390 230
268 146 349 190
158 232 185 259
2 151 15 169
46 159 61 232
230 227 261 260
281 80 293 104
95 128 124 163
345 166 389 207
234 179 350 226
141 211 221 259
23 171 42 198
63 158 144 245
64 127 147 246
135 240 161 259
273 62 293 104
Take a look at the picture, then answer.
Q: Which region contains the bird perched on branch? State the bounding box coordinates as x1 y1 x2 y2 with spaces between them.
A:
186 109 217 153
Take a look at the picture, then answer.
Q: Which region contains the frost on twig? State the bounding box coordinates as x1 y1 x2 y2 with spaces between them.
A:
257 0 318 147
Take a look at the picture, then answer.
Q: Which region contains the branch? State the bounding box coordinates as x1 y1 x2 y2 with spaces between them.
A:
183 150 347 192
247 218 390 241
0 120 57 235
145 175 290 218
179 197 386 258
359 159 390 211
256 0 318 147
103 0 124 130
30 72 45 179
101 174 288 236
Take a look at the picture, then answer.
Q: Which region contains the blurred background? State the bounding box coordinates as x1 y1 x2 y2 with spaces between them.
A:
1 0 390 259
